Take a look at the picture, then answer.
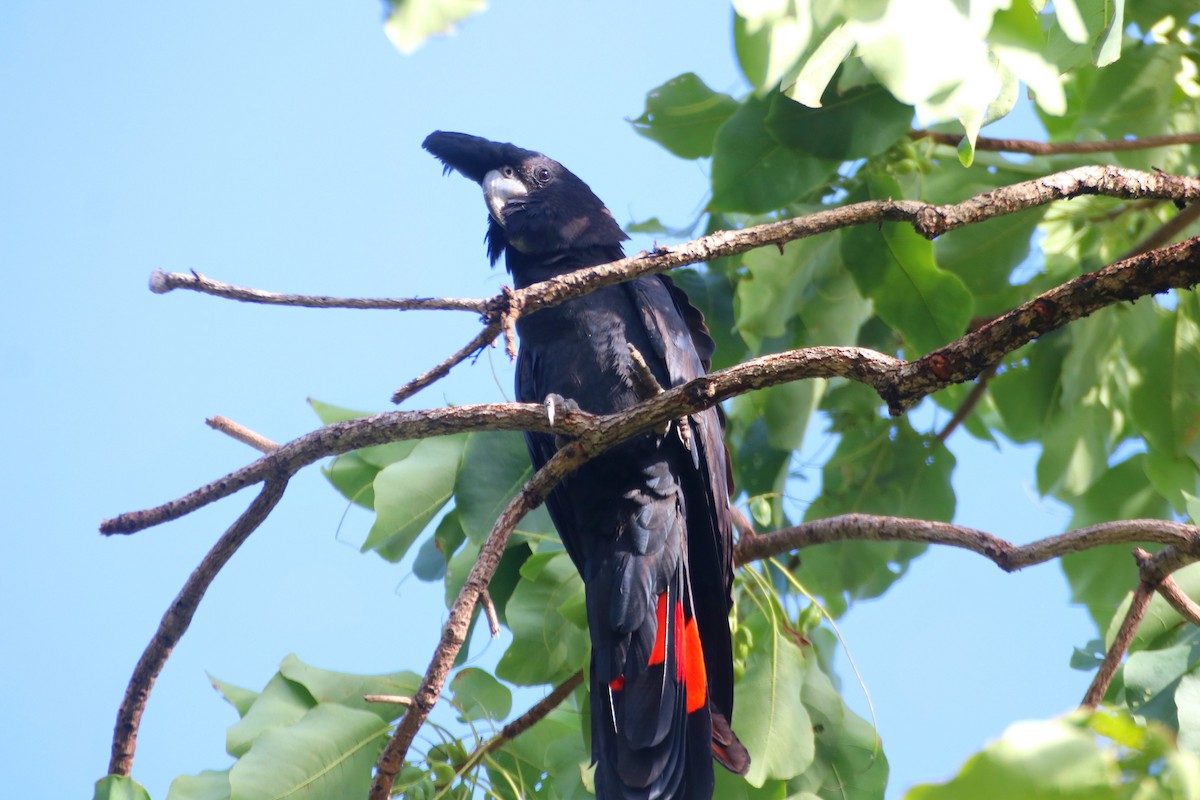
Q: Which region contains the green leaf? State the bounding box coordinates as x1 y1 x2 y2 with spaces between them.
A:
322 453 378 510
228 704 389 800
793 658 888 800
486 698 590 799
1122 629 1200 728
455 431 555 543
208 674 259 718
226 673 316 759
496 552 588 686
989 335 1068 444
738 593 814 785
1034 403 1119 498
734 226 838 342
166 770 231 800
934 206 1043 316
1060 454 1171 630
309 398 371 425
1094 0 1124 67
1176 673 1200 754
733 7 813 92
803 418 952 615
382 0 487 55
279 653 420 722
630 73 740 160
1130 296 1200 511
789 23 856 107
765 84 913 161
711 94 840 213
94 776 152 800
990 2 1066 115
840 175 974 357
362 434 465 561
712 769 788 800
449 667 513 722
905 717 1117 799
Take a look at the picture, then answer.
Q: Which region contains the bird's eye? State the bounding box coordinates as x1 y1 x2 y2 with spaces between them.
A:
502 166 516 178
534 166 553 184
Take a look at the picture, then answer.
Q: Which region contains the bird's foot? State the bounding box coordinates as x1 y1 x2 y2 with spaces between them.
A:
545 394 584 448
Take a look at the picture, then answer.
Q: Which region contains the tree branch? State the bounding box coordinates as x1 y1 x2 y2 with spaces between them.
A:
370 432 607 799
142 168 1200 406
911 130 1200 156
1120 200 1200 260
103 233 1200 537
108 166 1200 789
108 479 288 776
150 268 485 313
206 416 279 454
732 514 1200 571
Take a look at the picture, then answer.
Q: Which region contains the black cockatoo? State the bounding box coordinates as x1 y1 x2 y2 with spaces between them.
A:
423 131 749 799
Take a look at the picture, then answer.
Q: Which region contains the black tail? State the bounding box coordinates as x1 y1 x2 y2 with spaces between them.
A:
590 567 748 799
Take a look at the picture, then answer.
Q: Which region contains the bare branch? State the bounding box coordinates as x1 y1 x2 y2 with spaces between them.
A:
103 233 1200 537
732 513 1200 570
108 479 288 776
206 416 279 453
479 590 501 638
150 268 485 313
363 694 413 706
391 323 502 404
1082 577 1153 708
934 365 996 443
371 436 600 798
1120 201 1200 260
142 168 1200 406
491 670 584 752
100 403 590 535
1156 574 1200 628
911 130 1200 156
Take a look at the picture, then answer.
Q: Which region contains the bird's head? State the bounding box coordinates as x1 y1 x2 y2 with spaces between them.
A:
423 131 628 268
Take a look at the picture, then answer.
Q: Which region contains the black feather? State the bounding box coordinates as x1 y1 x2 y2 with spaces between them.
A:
428 132 748 798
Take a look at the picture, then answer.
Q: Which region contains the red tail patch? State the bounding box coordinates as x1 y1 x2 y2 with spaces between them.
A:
612 592 708 714
682 615 707 712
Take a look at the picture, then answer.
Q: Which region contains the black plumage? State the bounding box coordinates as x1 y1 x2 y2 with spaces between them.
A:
423 131 749 799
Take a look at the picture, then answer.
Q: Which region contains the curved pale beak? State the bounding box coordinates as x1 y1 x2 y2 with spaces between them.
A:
482 169 527 225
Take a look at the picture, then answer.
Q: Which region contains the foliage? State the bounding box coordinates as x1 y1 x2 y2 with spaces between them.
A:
122 1 1200 799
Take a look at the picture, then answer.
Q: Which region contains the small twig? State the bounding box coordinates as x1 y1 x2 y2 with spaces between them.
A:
370 439 595 799
479 590 500 638
363 694 414 706
150 269 485 313
108 479 288 776
730 505 758 540
1081 548 1162 708
911 130 1200 156
1120 201 1200 261
103 234 1200 538
1155 573 1200 627
206 416 279 454
935 364 997 443
391 323 501 404
495 286 522 360
491 670 584 750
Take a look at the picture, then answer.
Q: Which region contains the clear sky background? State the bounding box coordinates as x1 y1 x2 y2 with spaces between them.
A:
1 2 1094 798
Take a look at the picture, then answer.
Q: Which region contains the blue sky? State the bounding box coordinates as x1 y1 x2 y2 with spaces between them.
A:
1 2 1092 798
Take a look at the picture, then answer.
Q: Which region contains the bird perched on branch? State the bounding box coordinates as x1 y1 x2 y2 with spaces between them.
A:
423 131 749 799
